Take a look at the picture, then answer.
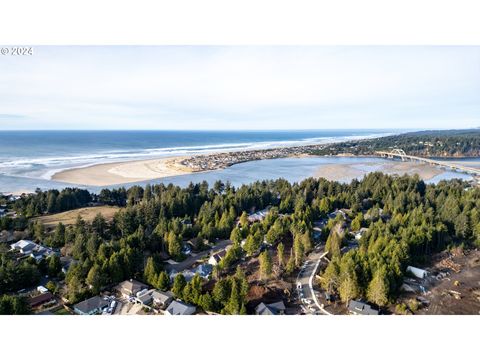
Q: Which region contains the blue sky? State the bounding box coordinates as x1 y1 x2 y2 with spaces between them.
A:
0 46 479 130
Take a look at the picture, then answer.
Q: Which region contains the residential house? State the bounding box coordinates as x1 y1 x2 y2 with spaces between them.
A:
255 301 286 315
247 208 270 223
208 250 227 266
164 300 196 315
348 300 379 315
328 209 347 221
194 264 213 279
74 296 110 315
10 239 36 255
152 290 174 309
187 238 204 252
182 270 196 282
60 256 77 274
354 227 368 241
116 279 149 298
11 239 55 261
136 289 153 306
29 246 55 262
406 266 428 279
28 293 55 308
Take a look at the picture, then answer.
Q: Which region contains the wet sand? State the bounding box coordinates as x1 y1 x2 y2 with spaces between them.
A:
315 161 443 182
52 156 193 186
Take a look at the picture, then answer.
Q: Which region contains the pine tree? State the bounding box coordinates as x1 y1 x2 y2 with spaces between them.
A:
277 242 285 269
156 271 170 290
285 254 296 275
172 274 187 299
320 257 340 294
143 257 157 285
367 267 389 307
86 264 103 293
338 258 360 305
259 250 273 280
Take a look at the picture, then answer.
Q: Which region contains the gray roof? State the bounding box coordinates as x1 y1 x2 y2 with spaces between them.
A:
165 300 196 315
195 264 213 277
74 296 109 314
348 300 379 315
152 290 174 304
255 301 286 315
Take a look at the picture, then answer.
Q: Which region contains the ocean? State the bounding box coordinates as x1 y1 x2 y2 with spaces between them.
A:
0 130 474 193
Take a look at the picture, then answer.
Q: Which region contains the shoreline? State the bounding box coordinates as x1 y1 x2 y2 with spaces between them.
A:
52 156 194 186
50 135 480 187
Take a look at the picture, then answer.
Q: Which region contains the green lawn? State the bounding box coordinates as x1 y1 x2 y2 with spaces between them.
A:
53 307 71 315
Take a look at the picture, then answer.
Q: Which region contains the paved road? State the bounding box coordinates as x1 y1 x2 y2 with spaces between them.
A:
295 245 331 315
164 239 232 272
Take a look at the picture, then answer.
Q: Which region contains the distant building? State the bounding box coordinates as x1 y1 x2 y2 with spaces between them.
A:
247 208 270 223
328 209 347 220
406 266 428 279
194 263 213 279
60 256 77 274
208 250 227 266
164 300 196 315
187 238 204 252
182 270 196 282
10 239 55 261
354 228 368 241
73 296 109 315
10 239 36 255
348 300 379 315
255 301 286 315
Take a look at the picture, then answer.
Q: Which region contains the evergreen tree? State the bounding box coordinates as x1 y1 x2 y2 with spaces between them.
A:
172 274 187 299
277 242 285 269
259 250 273 280
367 267 389 307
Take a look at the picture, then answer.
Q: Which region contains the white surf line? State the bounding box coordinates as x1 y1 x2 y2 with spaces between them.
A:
308 251 332 315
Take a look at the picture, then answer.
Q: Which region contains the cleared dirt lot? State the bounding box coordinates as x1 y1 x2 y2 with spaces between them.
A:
398 249 480 315
33 206 120 228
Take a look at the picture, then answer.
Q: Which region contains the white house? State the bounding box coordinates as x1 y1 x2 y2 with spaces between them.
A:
208 250 226 266
406 266 428 279
10 239 37 255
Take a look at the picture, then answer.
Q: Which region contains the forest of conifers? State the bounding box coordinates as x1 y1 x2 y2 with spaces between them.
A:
1 172 479 314
308 129 480 157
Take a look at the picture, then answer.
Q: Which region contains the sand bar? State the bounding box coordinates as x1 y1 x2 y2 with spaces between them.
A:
52 156 193 186
315 161 443 182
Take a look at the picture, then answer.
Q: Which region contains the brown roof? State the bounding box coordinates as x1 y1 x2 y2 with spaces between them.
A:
117 279 148 295
28 293 54 307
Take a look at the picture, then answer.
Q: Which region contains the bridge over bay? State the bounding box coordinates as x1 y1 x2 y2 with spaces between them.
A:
375 149 480 177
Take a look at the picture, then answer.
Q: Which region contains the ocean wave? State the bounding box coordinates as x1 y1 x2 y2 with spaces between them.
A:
0 132 393 179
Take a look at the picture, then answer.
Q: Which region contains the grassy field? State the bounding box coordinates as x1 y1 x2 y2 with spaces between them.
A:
33 206 120 228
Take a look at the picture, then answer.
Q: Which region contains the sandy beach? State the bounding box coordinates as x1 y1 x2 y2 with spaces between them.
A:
315 161 443 182
52 156 193 186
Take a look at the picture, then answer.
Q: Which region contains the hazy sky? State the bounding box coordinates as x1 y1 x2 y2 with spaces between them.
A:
0 46 479 130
